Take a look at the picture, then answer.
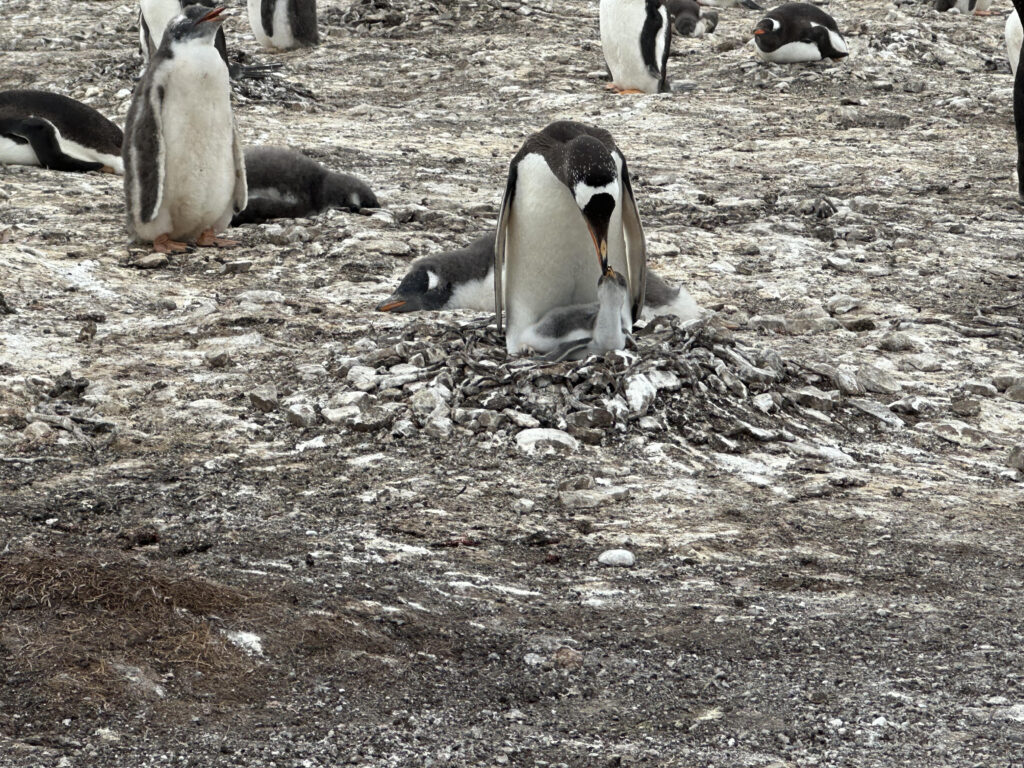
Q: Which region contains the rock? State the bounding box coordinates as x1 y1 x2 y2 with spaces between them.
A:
346 365 379 392
248 386 278 413
392 419 416 439
950 398 981 417
504 409 541 429
751 392 777 414
516 428 579 456
784 316 841 335
222 260 252 274
1007 446 1024 472
901 354 942 373
792 385 839 412
963 380 997 398
857 364 901 395
625 374 657 416
750 315 787 333
825 294 862 315
235 290 285 305
410 386 450 418
205 349 231 369
878 331 918 352
566 408 614 430
597 549 635 567
22 421 52 440
839 316 877 332
559 486 629 509
423 414 453 439
323 405 359 424
133 253 168 270
553 647 584 669
889 395 935 416
646 369 681 391
849 398 904 428
285 403 316 427
992 372 1023 392
1005 383 1024 403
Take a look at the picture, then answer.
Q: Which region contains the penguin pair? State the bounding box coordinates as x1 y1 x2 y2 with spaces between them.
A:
934 0 995 15
376 232 701 323
232 147 378 225
0 90 123 174
753 3 848 64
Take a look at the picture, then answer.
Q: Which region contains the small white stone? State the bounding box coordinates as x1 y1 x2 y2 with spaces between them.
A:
285 403 316 428
625 374 657 416
598 549 635 567
346 365 378 392
516 428 579 456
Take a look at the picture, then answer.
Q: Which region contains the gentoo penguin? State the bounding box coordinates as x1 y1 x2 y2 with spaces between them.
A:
753 3 848 64
665 0 718 36
600 0 672 94
247 0 318 50
1013 0 1024 199
0 90 123 174
699 0 762 9
494 121 647 356
140 0 228 65
377 232 701 321
231 147 378 225
123 6 246 253
534 269 632 363
934 0 995 14
1008 8 1022 75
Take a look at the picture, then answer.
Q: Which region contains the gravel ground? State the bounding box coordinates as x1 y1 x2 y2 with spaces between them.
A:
2 0 1024 766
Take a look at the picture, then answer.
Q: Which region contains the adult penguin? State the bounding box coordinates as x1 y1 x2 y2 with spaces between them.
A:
123 6 247 253
494 121 647 356
246 0 318 50
752 2 848 63
0 90 123 173
1013 0 1024 200
600 0 672 93
934 0 995 15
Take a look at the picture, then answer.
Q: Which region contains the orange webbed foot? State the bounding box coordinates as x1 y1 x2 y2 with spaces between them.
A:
153 234 190 254
196 229 240 248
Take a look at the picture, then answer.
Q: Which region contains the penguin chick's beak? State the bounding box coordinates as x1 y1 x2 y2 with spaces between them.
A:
376 296 409 313
199 6 228 24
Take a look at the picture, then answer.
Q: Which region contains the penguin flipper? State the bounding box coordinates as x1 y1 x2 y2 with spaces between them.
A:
5 118 104 173
494 160 518 333
542 338 591 363
231 125 248 215
618 155 648 323
640 0 670 85
126 81 166 224
261 0 275 37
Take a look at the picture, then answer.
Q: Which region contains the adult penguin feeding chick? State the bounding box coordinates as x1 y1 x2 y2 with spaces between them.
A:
247 0 318 50
600 0 672 94
124 5 247 253
494 121 647 357
753 3 848 64
0 90 123 174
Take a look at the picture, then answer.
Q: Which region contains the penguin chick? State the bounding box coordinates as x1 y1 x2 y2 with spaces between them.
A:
123 5 247 253
753 3 848 64
232 147 378 225
247 0 318 50
664 0 718 36
533 269 632 362
935 0 995 15
600 0 672 94
0 90 123 174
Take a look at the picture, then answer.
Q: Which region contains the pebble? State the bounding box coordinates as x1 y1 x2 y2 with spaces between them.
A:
423 414 453 439
598 549 635 567
205 349 231 369
134 253 168 270
849 398 905 428
515 428 579 456
1004 384 1024 403
625 374 657 416
559 486 629 509
889 395 935 415
792 385 839 412
825 294 862 315
1006 446 1024 472
901 354 942 373
963 380 997 398
346 365 379 392
235 290 285 305
857 364 901 395
992 372 1023 392
878 331 918 352
222 260 252 274
410 386 450 418
22 421 52 440
248 386 279 413
285 403 316 428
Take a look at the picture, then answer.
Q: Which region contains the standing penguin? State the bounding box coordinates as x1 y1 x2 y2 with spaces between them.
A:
600 0 671 94
1013 0 1024 199
753 3 848 64
139 0 228 65
934 0 995 15
665 0 718 37
1008 8 1022 75
494 121 647 356
123 6 247 253
0 90 123 174
247 0 318 50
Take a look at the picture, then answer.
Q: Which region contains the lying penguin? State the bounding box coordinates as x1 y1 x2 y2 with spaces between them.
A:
247 0 318 50
935 0 995 15
0 90 123 174
231 146 378 225
753 3 848 64
665 0 718 37
376 233 701 322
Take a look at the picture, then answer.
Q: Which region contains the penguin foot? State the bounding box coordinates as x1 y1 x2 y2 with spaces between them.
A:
153 234 190 254
615 89 647 95
196 229 240 248
100 166 118 174
973 9 998 15
604 83 618 90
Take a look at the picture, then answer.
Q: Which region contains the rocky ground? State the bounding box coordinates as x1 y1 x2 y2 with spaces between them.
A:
2 0 1024 765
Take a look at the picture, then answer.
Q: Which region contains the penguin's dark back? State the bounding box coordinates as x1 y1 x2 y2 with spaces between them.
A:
0 90 122 151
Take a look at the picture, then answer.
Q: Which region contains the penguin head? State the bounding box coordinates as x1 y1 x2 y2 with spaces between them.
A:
752 15 781 49
376 263 451 313
322 173 380 213
564 136 620 273
164 5 228 46
598 268 628 295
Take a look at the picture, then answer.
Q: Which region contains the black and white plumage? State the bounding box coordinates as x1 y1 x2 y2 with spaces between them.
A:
535 269 633 363
600 0 672 94
232 147 378 225
1013 0 1024 199
934 0 994 13
247 0 318 50
753 3 848 64
699 0 762 9
377 232 700 321
1008 8 1022 76
665 0 718 37
123 6 246 252
140 0 228 65
0 90 123 174
494 121 647 356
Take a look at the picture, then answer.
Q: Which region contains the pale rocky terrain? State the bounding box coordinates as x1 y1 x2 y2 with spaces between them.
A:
2 0 1024 766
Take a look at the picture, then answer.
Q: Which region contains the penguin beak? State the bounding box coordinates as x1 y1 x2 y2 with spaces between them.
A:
753 27 766 35
376 296 409 312
585 222 610 274
199 7 227 24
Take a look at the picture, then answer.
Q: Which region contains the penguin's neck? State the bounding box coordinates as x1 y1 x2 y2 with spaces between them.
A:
592 283 628 352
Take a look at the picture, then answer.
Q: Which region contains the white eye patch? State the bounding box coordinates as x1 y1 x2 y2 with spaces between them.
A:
426 270 441 291
573 180 620 210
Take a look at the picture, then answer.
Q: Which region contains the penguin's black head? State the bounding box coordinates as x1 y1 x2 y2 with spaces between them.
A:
376 262 451 313
165 5 227 46
564 136 619 273
322 173 380 213
752 15 781 50
675 16 697 36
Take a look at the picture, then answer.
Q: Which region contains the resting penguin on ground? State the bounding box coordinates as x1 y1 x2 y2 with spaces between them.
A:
247 0 318 50
665 0 718 36
0 90 123 174
494 121 647 356
232 147 378 225
753 3 848 64
124 6 247 253
1008 8 1022 75
935 0 995 15
377 232 701 322
600 0 672 94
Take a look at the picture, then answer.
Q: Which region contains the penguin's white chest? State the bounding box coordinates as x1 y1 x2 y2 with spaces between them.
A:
0 136 41 166
1008 10 1023 76
248 0 298 49
600 0 664 93
159 42 236 239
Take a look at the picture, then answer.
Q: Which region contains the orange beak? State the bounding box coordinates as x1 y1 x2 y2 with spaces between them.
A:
753 28 766 35
376 299 406 312
200 6 226 23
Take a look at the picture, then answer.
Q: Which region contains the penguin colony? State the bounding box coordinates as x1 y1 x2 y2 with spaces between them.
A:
2 1 1023 360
